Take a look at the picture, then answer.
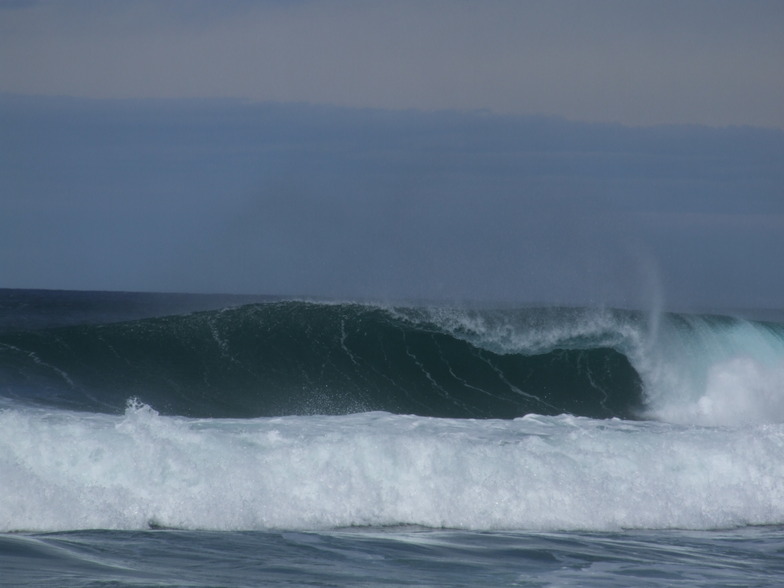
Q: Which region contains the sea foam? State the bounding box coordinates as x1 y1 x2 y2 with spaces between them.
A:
637 314 784 426
2 402 783 533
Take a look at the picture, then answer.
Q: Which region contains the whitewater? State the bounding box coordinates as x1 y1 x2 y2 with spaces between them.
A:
1 289 784 586
3 404 783 533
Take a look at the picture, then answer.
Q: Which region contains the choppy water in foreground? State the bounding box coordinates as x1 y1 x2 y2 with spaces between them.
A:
5 527 784 587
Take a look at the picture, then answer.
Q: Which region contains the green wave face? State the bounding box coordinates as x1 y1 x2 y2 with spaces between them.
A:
0 302 644 419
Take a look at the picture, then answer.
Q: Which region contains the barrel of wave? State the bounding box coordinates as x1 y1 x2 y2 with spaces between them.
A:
636 313 784 426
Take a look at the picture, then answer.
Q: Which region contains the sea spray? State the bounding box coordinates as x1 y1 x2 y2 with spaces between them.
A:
634 314 784 425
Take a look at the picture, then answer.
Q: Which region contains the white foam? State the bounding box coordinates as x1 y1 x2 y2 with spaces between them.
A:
638 316 784 426
2 403 783 532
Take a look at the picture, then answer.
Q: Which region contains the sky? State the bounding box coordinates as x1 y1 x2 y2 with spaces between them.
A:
1 0 783 310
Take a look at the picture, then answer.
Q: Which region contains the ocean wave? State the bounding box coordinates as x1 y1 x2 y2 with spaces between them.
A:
0 302 643 419
0 300 783 425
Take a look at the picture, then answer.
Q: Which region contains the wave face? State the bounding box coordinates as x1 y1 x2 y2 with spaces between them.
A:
2 297 784 425
0 302 645 420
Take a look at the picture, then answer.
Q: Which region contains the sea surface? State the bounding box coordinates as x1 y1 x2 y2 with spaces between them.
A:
1 289 784 587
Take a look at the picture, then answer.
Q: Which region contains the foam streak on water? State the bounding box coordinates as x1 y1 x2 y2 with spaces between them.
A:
2 402 783 533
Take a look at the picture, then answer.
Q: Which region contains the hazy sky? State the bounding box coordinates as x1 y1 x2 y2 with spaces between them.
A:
2 0 783 127
1 1 783 310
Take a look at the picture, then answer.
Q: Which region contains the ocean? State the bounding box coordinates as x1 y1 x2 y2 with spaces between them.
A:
1 288 783 587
